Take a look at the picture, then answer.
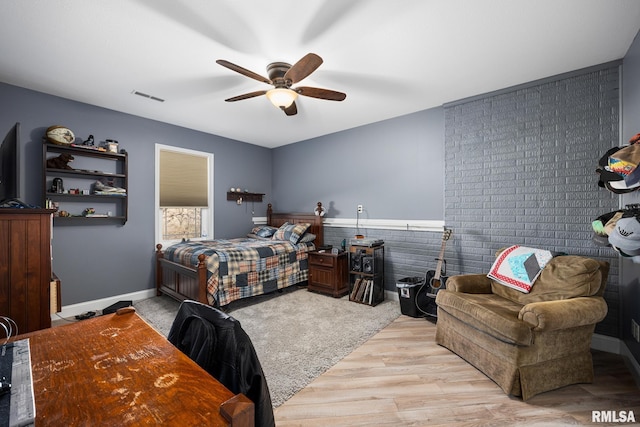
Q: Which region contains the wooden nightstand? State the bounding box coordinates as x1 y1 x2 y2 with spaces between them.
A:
308 251 349 297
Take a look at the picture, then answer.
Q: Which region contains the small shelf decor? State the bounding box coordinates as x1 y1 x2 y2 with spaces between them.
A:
226 191 265 203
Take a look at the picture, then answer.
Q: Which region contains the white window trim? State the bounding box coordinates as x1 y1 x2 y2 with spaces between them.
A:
155 144 214 248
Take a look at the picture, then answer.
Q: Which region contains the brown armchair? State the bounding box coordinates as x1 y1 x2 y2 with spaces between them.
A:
435 254 609 400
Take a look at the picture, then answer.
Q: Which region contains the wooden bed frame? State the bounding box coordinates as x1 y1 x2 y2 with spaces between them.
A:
155 202 325 306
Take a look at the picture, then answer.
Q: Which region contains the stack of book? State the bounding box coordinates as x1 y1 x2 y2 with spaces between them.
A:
350 278 374 304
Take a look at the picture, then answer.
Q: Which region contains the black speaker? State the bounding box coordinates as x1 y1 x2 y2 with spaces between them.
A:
350 250 363 271
362 256 374 273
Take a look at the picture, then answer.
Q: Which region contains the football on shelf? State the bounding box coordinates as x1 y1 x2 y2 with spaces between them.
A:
46 125 75 146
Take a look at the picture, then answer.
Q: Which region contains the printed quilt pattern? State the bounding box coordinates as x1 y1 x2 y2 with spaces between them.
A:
487 245 555 293
164 238 313 306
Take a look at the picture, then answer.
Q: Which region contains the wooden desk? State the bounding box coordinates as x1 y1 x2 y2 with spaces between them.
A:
15 311 253 426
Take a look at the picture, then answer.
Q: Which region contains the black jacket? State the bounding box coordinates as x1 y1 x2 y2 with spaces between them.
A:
168 300 275 427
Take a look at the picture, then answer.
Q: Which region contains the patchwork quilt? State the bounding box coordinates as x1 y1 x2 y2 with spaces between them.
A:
164 237 314 306
487 245 556 293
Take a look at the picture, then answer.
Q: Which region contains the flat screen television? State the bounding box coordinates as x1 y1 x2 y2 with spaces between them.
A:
0 122 20 204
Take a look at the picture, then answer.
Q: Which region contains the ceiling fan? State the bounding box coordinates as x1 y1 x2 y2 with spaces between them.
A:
216 53 346 116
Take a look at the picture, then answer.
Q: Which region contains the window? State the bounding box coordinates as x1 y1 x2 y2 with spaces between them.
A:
155 144 214 247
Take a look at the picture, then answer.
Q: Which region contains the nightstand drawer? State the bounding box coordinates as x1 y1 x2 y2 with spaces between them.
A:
309 253 336 268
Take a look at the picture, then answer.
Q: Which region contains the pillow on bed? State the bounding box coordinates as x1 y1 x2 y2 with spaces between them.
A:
251 225 279 238
298 232 316 243
272 222 311 244
247 233 271 240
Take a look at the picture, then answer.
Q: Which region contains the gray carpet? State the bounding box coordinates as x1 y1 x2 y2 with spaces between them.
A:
134 286 401 406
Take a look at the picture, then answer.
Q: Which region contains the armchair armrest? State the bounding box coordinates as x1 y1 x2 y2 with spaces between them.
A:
445 274 492 294
519 297 608 331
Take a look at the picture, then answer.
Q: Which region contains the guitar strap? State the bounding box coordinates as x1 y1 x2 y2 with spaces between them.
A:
414 228 452 318
414 280 438 317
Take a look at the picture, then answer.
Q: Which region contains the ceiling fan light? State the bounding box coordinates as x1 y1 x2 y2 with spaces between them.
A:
266 88 297 108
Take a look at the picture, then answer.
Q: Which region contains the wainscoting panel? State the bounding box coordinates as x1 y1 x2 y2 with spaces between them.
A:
324 226 449 294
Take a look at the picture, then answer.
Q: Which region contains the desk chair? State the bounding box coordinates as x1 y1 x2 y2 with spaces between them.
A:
168 300 275 427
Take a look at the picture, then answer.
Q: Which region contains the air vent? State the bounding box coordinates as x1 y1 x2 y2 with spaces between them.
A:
131 90 165 102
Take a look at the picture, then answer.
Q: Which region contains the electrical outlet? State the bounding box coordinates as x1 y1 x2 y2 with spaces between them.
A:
357 204 363 214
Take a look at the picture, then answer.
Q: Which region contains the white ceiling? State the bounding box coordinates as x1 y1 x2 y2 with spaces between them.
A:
1 1 640 148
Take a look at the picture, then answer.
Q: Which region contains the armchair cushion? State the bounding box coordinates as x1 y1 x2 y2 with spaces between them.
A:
436 291 533 345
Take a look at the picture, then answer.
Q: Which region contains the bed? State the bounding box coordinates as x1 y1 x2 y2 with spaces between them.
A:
155 202 324 308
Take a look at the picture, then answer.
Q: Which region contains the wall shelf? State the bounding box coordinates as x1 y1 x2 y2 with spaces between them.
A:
226 191 264 203
43 143 128 224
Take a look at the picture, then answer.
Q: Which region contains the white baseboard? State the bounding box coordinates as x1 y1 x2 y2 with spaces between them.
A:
385 289 399 302
592 334 640 387
591 333 623 353
619 339 640 388
53 288 157 320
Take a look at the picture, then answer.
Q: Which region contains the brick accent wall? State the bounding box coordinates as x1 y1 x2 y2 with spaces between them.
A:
443 65 620 336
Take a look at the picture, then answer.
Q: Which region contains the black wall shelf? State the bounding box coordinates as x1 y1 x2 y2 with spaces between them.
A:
226 191 264 203
43 143 128 224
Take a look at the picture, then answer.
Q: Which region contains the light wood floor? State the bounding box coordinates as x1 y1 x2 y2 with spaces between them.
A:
274 315 640 426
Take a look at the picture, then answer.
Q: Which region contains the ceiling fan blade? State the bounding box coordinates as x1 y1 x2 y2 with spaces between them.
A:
224 90 267 102
295 86 346 101
216 59 271 84
283 102 297 116
284 53 323 84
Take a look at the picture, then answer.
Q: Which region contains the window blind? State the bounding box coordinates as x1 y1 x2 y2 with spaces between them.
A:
159 150 208 207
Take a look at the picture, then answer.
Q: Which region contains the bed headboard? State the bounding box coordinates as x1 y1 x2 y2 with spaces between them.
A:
267 202 324 248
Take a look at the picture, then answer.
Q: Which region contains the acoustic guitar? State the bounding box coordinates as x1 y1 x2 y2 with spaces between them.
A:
425 228 452 296
415 228 452 317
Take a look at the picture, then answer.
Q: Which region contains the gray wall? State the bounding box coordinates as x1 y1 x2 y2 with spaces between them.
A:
621 30 640 362
0 82 272 305
271 108 445 220
443 64 620 336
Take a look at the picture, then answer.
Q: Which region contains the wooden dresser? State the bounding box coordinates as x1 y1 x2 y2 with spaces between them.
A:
0 209 55 333
308 250 349 297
